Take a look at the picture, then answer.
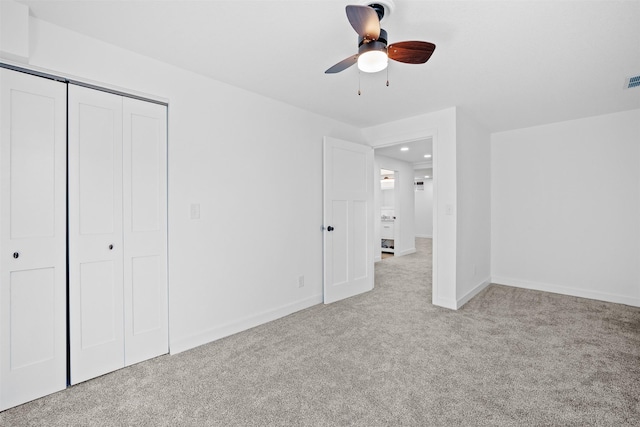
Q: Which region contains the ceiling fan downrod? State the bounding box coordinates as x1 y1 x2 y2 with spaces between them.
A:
367 3 386 21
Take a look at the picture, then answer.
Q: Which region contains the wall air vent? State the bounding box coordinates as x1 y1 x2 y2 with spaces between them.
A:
625 75 640 89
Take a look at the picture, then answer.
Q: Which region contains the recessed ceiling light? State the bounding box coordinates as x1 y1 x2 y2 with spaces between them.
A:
400 147 409 151
425 175 430 178
424 154 432 158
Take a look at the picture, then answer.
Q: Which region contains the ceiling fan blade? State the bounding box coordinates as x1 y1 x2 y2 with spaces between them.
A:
325 55 359 74
346 5 380 40
388 41 436 64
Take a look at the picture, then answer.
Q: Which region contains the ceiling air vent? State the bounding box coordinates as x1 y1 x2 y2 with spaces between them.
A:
625 75 640 89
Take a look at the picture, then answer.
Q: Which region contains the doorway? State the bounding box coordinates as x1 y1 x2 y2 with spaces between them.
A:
380 169 397 259
373 138 434 297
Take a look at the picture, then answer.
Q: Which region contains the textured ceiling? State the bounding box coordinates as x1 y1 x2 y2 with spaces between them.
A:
18 0 640 132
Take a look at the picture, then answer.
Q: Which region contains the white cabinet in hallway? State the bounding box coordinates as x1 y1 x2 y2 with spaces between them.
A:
0 69 67 411
68 85 168 384
381 221 394 240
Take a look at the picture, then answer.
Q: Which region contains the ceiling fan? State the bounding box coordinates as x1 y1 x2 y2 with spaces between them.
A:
325 2 436 74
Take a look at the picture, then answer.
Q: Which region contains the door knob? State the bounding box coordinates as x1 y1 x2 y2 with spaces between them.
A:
13 252 19 259
327 226 334 232
108 244 114 250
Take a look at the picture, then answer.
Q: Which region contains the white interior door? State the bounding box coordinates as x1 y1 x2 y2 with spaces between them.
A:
122 97 168 366
323 136 374 304
68 84 125 384
0 69 67 410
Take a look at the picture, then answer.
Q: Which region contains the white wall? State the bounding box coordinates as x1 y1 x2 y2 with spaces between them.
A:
381 188 395 208
414 180 433 238
491 109 640 307
456 109 492 307
22 16 365 353
374 155 416 258
0 0 29 61
363 108 458 309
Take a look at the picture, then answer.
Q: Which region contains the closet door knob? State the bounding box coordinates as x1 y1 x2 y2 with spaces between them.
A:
327 226 334 232
13 252 19 259
108 244 114 250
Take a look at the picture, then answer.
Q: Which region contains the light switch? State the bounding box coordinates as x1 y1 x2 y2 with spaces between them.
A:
445 204 454 216
190 203 200 220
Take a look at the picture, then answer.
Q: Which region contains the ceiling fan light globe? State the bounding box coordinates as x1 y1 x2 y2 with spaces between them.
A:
357 50 388 73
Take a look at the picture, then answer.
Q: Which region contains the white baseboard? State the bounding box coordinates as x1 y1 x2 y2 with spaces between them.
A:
169 294 323 354
374 256 382 262
456 277 491 309
395 248 416 257
432 296 457 310
415 234 433 238
491 276 640 307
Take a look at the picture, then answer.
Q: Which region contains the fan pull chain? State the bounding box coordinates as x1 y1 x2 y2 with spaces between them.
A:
358 70 361 95
386 66 390 87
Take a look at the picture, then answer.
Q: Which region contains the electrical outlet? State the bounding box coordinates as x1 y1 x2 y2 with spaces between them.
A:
298 275 304 288
190 203 200 220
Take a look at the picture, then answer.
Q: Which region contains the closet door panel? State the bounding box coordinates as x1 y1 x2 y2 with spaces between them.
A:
8 90 56 239
123 98 168 366
79 260 118 348
78 103 117 235
0 69 66 411
131 255 161 334
130 112 161 232
9 268 56 369
69 85 124 385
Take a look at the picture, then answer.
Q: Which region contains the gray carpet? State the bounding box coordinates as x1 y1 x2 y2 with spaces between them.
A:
2 238 639 426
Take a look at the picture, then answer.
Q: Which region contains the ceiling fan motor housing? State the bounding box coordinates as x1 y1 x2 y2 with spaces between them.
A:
359 39 387 58
359 28 388 48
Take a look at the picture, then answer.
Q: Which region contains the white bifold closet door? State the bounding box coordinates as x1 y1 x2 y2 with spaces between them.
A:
68 84 168 385
0 69 67 410
121 95 168 367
